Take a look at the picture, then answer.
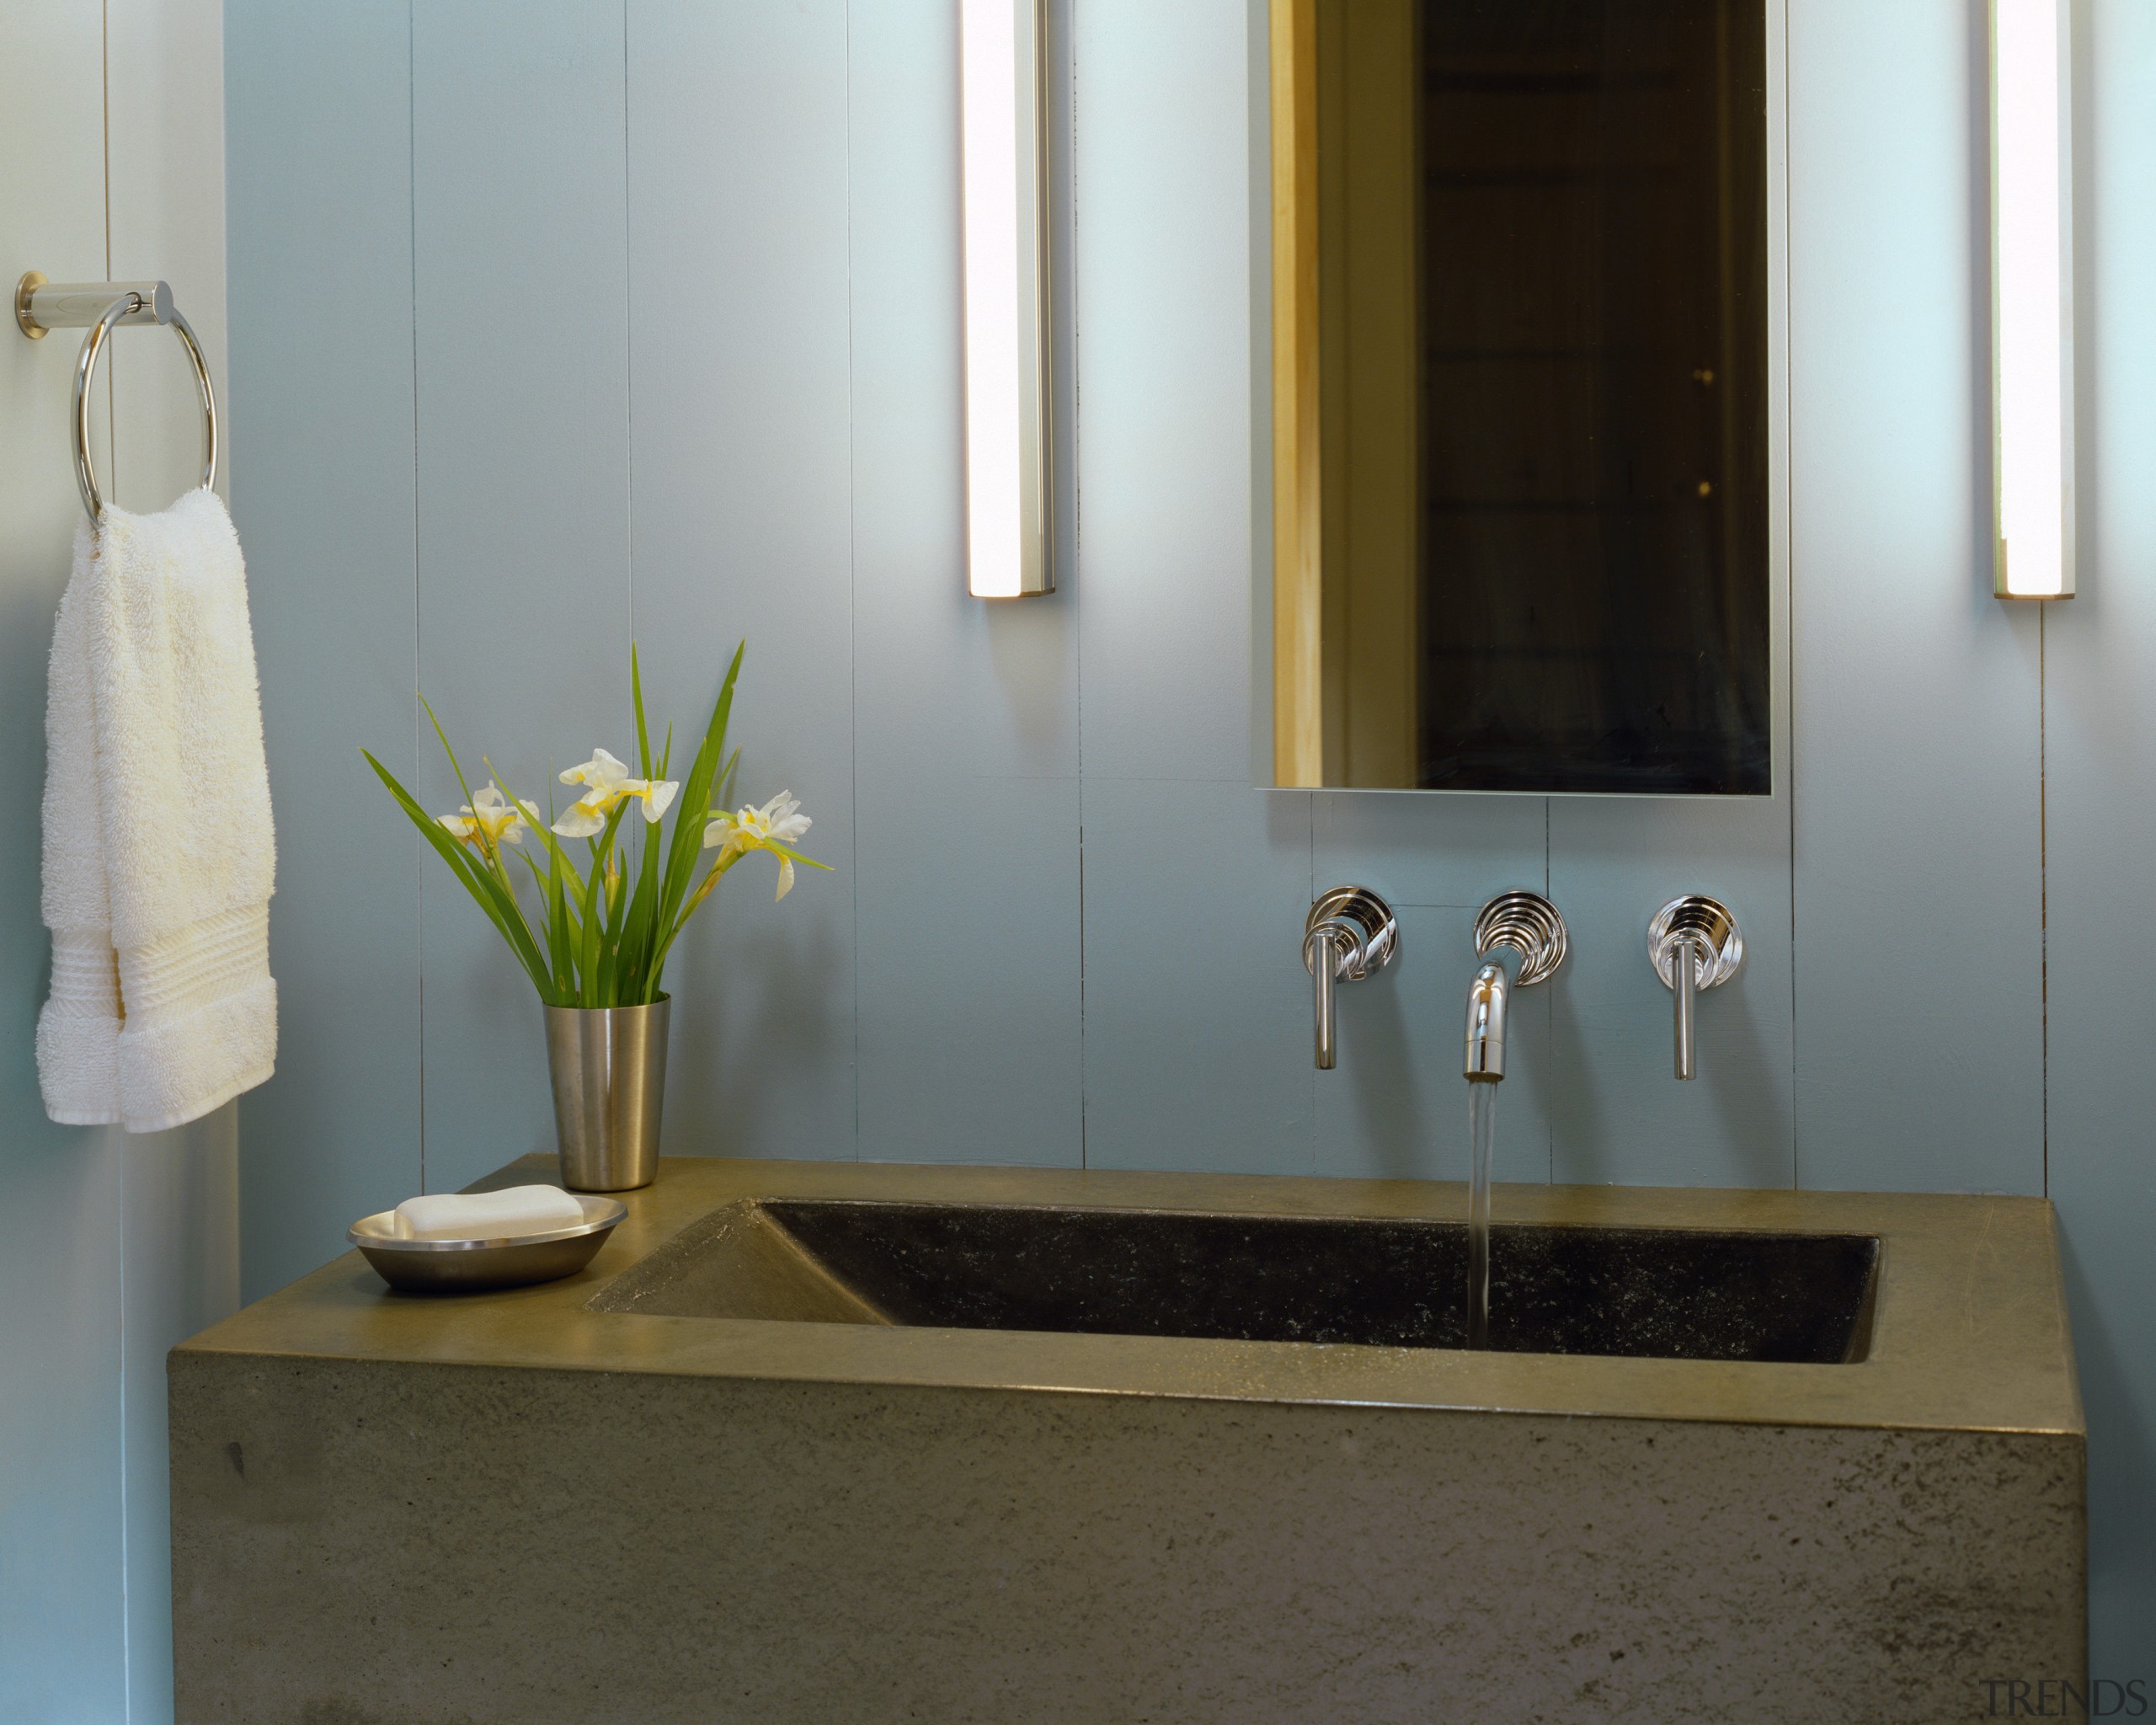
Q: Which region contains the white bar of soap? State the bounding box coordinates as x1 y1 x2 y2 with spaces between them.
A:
394 1184 585 1241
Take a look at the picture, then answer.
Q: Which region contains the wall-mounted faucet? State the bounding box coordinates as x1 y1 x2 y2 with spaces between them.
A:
1464 891 1567 1081
1646 895 1743 1079
1302 886 1398 1069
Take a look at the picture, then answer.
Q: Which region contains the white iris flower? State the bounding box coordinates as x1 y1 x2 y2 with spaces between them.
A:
437 781 530 847
702 790 814 899
553 747 680 837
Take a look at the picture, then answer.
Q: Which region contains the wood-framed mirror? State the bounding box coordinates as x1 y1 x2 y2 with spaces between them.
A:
1268 0 1772 793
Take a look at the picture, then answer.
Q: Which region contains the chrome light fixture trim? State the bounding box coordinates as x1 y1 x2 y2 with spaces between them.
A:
960 0 1053 597
1990 0 2073 599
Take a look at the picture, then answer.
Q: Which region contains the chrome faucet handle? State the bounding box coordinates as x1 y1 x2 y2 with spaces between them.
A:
1464 889 1566 1081
1472 889 1567 983
1647 895 1743 1081
1303 885 1399 1070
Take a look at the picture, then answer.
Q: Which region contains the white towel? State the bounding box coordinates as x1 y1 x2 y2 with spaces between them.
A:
394 1185 586 1241
37 489 278 1133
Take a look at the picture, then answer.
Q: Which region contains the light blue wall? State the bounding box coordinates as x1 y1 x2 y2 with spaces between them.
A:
1 29 127 1710
4 3 237 1720
1788 0 2045 1199
226 0 2152 1679
2050 0 2156 1672
226 1 422 1300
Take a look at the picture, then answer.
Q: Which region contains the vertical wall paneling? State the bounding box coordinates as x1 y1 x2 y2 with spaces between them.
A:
1081 779 1316 1174
1785 0 2045 1197
6 1 234 1717
1075 1 1265 788
626 0 859 1162
0 5 125 1712
116 1110 236 1721
221 1 2076 1211
411 0 632 1195
228 0 422 1295
1075 2 1320 1173
104 3 242 1708
2046 0 2156 1674
846 0 1082 1167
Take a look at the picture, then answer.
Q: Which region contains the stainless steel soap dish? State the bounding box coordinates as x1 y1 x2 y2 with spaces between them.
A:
348 1195 627 1294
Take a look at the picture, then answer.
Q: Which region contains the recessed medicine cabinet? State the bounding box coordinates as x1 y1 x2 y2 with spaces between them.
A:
1267 0 1771 794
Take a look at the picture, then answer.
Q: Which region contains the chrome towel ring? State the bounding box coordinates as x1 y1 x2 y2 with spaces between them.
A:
16 272 219 521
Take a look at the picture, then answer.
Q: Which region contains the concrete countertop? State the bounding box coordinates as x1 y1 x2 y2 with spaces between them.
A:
179 1155 2082 1436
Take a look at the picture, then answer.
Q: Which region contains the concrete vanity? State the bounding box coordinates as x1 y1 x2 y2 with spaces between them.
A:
169 1156 2084 1723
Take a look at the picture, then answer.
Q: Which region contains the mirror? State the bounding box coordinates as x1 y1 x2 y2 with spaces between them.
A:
1268 0 1770 793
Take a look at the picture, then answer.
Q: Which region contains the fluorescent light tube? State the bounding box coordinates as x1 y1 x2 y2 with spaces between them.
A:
960 0 1052 597
1991 0 2073 598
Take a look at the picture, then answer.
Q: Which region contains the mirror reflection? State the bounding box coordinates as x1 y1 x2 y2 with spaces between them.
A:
1270 0 1770 793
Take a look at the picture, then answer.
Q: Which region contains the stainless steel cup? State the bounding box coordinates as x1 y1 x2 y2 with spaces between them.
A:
544 996 669 1191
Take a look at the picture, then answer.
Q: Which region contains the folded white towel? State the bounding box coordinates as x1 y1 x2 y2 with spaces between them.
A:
395 1185 586 1241
36 489 278 1132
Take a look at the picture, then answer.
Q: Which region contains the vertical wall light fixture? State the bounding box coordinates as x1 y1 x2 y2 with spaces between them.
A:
960 0 1053 597
1990 0 2073 598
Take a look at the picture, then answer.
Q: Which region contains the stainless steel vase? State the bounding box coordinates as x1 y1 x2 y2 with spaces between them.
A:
544 996 669 1192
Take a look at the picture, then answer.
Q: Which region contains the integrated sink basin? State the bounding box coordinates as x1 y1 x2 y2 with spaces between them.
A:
596 1198 1880 1365
171 1156 2083 1724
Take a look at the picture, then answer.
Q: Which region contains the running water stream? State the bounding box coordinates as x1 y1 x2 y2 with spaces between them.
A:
1466 1080 1497 1348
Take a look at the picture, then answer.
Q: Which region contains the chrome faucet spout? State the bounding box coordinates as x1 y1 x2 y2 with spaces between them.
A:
1460 892 1564 1357
1463 891 1567 1083
1464 948 1521 1082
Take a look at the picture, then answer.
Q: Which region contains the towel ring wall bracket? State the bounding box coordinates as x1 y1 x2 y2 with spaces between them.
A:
15 271 217 521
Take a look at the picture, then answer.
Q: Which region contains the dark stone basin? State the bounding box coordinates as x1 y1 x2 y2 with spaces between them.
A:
751 1200 1879 1365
